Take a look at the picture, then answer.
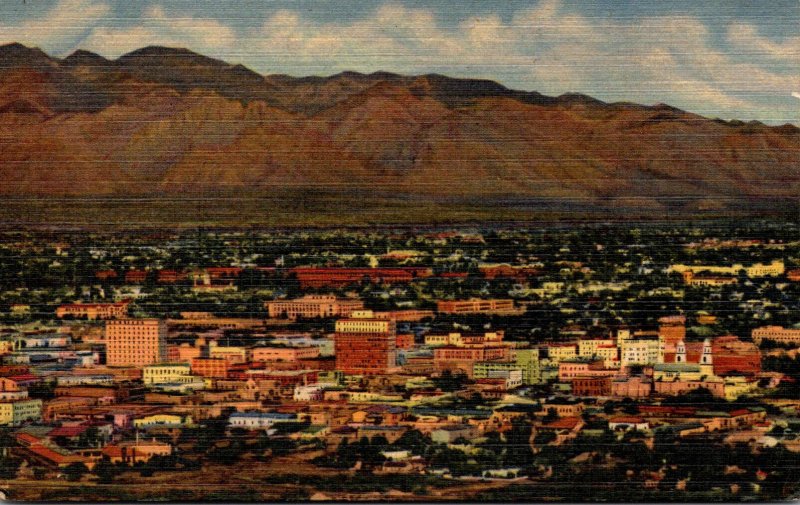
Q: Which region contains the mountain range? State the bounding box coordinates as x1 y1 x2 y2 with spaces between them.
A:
1 43 798 226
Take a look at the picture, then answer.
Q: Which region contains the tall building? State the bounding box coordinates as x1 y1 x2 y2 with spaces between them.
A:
334 310 396 374
105 319 167 367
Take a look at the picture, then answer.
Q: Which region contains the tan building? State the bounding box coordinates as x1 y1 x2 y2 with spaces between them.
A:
546 344 578 363
0 398 42 426
436 298 517 315
752 326 800 346
266 295 364 319
249 346 320 362
56 300 130 320
105 319 167 367
670 260 784 278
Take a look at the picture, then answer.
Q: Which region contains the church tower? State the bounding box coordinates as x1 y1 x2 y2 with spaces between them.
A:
675 341 686 363
700 338 713 365
700 338 714 376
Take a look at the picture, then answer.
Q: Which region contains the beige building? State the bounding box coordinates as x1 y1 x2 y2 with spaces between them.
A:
436 299 518 315
546 344 578 363
752 326 800 345
620 338 663 366
266 295 364 319
142 363 193 385
670 260 784 278
0 398 42 426
105 319 167 367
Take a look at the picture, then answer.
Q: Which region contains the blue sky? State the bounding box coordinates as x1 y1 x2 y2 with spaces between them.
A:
1 0 798 123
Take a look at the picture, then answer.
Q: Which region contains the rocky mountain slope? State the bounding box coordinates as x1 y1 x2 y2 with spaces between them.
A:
1 43 798 225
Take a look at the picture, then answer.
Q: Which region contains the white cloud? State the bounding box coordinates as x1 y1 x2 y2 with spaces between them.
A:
3 0 794 121
727 22 800 62
79 4 236 57
0 0 110 50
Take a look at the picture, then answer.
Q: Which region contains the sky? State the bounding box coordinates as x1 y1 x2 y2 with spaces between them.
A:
1 0 798 123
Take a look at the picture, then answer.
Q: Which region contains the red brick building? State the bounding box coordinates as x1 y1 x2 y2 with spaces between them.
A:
572 376 612 396
290 267 432 288
335 311 397 374
395 334 415 350
191 358 229 379
433 345 510 377
712 336 761 376
124 270 148 284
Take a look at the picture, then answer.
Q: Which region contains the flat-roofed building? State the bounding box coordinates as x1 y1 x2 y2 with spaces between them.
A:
434 345 510 377
620 337 662 366
436 298 517 315
0 398 42 426
191 357 229 379
266 295 364 319
142 363 192 385
105 319 167 367
752 326 800 345
57 300 130 320
249 346 320 362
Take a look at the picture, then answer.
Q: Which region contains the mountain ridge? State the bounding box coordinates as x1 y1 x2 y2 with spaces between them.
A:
0 43 798 226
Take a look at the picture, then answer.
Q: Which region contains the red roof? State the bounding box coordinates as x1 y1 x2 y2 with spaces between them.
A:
610 416 647 425
729 409 753 417
6 374 40 382
15 433 40 445
27 445 70 465
48 425 89 438
542 416 582 430
102 445 123 458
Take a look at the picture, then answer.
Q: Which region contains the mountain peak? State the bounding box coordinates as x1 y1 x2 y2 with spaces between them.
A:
62 49 110 67
0 43 55 69
117 46 228 67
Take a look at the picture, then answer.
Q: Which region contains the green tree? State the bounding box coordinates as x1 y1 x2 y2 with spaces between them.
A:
0 457 20 479
63 462 89 482
93 456 117 484
542 407 560 424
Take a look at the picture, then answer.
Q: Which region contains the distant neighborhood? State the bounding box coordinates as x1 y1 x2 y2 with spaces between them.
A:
0 224 799 501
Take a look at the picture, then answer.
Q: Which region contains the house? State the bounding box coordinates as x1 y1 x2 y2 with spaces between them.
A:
608 416 650 432
431 424 479 444
133 413 193 429
102 439 172 465
537 416 585 445
228 412 295 430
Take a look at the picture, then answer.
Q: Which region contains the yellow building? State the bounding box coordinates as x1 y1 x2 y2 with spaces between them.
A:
208 343 248 364
424 332 503 347
0 340 15 356
670 260 784 278
425 333 461 346
133 413 193 429
578 338 615 358
723 377 760 401
0 399 43 426
547 344 577 363
335 310 395 334
142 363 193 385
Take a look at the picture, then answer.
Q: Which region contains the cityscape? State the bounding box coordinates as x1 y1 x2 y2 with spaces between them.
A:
1 0 799 501
0 224 799 500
